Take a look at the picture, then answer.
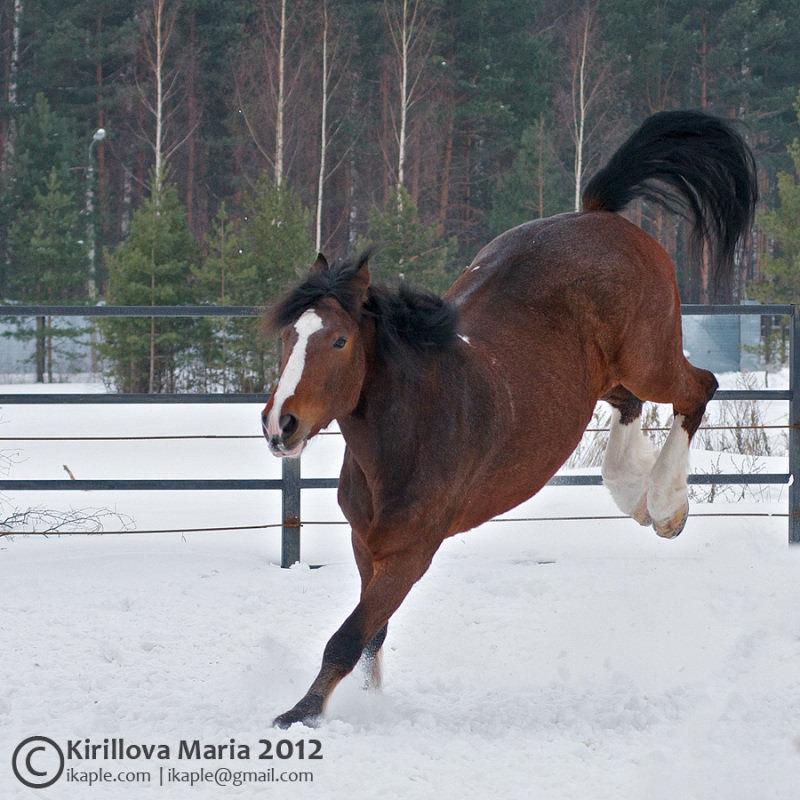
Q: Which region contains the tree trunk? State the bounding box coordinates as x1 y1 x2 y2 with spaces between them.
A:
573 8 590 212
275 0 287 187
153 0 165 197
36 316 45 383
140 0 180 201
381 61 391 206
1 0 22 174
385 0 429 210
186 5 198 230
149 260 156 394
536 114 546 218
438 108 454 236
47 316 53 383
315 2 329 252
409 114 422 208
397 0 409 195
462 126 473 233
698 13 710 301
94 9 107 288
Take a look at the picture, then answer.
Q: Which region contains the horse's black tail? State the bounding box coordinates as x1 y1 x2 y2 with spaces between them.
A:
581 110 758 299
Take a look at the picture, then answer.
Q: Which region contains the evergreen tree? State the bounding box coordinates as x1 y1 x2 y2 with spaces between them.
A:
359 186 452 292
241 177 315 303
192 203 259 391
1 93 80 293
489 115 572 233
434 0 553 260
8 168 87 301
751 95 800 303
7 167 88 380
192 179 315 391
100 183 198 392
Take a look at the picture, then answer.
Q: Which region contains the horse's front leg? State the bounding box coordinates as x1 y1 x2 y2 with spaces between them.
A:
351 529 387 691
361 624 388 690
273 546 436 729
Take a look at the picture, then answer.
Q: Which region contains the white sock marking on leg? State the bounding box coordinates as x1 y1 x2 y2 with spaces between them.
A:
602 408 656 517
647 414 690 523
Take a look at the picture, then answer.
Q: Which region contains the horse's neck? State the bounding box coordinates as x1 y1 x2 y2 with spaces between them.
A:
337 359 423 476
336 345 492 484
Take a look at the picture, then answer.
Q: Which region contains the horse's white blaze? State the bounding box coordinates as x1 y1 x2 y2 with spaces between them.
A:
266 309 323 439
647 413 690 523
601 408 655 519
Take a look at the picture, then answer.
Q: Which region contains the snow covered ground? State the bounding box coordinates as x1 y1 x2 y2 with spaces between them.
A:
2 379 799 799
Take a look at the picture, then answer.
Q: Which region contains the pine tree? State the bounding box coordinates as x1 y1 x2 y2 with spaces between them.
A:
192 179 315 391
192 203 256 390
1 93 79 292
359 185 452 292
751 96 800 304
7 167 88 380
241 177 314 303
101 183 198 392
489 115 572 233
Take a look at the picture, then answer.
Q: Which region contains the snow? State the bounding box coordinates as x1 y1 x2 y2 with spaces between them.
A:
2 380 800 799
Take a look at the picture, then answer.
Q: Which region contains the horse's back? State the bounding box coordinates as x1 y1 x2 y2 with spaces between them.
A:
447 211 677 324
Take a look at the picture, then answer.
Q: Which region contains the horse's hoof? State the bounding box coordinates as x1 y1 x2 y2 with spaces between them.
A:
653 501 689 539
631 493 652 527
273 709 320 729
273 696 323 729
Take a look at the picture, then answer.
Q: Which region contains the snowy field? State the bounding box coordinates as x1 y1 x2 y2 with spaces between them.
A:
2 376 800 799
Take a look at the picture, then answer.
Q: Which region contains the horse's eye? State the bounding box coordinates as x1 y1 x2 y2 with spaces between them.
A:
332 337 347 350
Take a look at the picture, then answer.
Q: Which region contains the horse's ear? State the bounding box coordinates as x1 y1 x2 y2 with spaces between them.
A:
311 252 329 274
351 250 371 305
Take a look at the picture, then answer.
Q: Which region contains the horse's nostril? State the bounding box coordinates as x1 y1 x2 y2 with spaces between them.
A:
280 413 299 439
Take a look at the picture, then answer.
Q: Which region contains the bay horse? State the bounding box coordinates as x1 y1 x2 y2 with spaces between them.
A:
261 111 757 728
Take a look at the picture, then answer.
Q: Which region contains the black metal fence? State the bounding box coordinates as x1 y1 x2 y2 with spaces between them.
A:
0 303 798 565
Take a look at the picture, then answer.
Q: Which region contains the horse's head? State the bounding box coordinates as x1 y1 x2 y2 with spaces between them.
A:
261 253 371 458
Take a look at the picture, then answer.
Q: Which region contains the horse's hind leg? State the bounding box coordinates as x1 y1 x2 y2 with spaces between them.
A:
646 364 718 538
601 386 655 526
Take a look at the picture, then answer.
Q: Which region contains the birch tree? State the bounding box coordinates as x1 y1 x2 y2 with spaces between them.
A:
315 1 330 251
113 0 200 391
558 2 613 212
314 1 350 252
235 0 310 190
274 0 286 186
1 0 22 173
136 0 198 199
383 0 433 208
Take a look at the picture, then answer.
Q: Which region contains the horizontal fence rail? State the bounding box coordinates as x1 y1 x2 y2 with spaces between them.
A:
0 303 798 563
1 304 262 317
0 474 789 491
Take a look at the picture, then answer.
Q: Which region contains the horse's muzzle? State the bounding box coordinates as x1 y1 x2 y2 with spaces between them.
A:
263 412 306 458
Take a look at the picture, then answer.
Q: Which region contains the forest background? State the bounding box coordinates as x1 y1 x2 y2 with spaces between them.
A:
2 0 800 391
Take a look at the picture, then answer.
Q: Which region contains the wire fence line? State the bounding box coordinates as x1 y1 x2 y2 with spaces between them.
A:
5 512 789 539
1 304 799 562
0 423 792 442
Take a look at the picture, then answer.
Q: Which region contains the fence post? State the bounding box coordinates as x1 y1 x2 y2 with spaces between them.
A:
790 306 800 544
281 456 302 567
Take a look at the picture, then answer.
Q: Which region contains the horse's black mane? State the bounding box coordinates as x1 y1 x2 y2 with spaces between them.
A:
267 253 459 369
366 283 458 362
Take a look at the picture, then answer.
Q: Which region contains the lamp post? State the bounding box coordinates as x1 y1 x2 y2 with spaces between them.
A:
86 128 105 375
86 127 106 301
